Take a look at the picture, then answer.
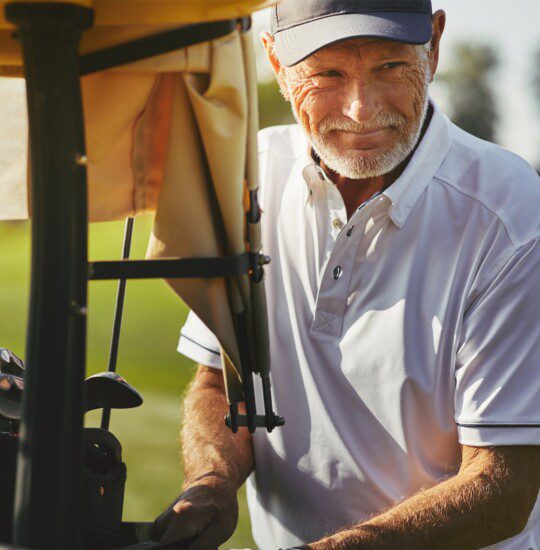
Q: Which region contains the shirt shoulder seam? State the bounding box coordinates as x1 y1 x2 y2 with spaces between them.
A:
434 173 522 248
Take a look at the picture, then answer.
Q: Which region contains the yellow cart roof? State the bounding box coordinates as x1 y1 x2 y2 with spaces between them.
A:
0 0 275 27
0 0 276 70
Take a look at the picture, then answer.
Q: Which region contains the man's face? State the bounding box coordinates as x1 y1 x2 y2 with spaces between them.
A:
279 38 432 179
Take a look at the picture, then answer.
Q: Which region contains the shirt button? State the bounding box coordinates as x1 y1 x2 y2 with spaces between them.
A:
333 266 343 280
332 218 344 230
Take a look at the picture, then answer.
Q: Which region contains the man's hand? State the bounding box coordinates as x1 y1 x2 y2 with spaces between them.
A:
154 481 238 549
154 365 253 548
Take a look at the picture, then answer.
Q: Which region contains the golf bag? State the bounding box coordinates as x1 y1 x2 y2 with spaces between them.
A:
0 348 145 548
0 430 17 543
82 427 128 547
0 424 127 547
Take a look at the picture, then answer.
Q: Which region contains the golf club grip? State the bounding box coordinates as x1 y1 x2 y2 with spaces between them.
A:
120 522 197 548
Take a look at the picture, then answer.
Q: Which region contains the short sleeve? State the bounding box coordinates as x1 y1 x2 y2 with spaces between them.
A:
455 238 540 446
178 311 222 369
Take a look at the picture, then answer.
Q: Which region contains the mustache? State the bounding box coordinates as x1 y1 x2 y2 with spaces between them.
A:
317 112 406 135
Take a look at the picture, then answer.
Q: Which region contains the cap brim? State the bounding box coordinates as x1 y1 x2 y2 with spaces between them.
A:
274 12 433 67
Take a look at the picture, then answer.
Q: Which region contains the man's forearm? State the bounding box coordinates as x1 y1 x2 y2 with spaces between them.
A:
308 470 503 549
181 365 254 495
307 447 537 550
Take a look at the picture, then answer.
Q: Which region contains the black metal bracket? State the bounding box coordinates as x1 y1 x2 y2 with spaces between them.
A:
238 16 252 32
88 253 253 281
225 412 285 432
80 19 236 75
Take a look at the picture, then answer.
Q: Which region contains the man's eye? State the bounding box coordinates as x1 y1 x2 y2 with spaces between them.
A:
316 70 341 78
380 62 405 70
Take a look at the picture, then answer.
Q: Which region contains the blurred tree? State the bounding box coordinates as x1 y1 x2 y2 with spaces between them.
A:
439 43 500 142
533 44 540 111
534 46 540 174
258 78 295 129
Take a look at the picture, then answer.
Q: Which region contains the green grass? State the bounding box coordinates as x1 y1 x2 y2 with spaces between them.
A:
0 216 255 549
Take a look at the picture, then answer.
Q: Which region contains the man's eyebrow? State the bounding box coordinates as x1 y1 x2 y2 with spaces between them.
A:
377 52 409 61
309 51 333 62
305 56 334 68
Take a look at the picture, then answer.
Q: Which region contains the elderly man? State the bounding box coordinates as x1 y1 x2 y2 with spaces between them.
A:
156 1 540 548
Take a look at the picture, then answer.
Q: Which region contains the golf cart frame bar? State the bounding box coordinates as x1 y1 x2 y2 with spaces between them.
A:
79 19 239 75
88 253 254 280
4 3 270 547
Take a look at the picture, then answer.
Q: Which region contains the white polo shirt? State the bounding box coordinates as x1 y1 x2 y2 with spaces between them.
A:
178 103 540 550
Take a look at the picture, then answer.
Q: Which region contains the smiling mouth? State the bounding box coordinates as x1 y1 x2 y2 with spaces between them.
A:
332 127 395 152
340 127 390 136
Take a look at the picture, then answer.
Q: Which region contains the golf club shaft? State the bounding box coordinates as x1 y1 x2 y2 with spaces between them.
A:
101 217 134 430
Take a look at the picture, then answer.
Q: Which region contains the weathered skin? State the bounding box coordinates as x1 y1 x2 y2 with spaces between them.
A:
155 366 253 548
262 12 445 217
282 40 427 151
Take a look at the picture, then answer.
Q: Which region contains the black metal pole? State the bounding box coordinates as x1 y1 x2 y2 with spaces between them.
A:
80 19 236 76
5 3 93 547
234 312 257 434
101 217 134 431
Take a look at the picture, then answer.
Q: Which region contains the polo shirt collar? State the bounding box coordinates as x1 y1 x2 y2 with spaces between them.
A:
384 102 451 228
295 101 452 228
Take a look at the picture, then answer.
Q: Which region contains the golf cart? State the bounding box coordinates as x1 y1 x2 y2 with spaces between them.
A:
0 0 282 547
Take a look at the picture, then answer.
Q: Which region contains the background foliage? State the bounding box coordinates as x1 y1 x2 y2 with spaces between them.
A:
533 44 540 116
437 43 500 143
258 79 293 129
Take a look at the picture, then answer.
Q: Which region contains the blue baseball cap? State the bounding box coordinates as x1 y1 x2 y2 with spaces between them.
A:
270 0 433 66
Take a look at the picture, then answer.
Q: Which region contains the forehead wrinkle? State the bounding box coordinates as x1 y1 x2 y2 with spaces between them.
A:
311 38 379 63
309 38 417 65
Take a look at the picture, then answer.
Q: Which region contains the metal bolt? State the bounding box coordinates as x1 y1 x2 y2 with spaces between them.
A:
70 301 87 317
75 154 88 166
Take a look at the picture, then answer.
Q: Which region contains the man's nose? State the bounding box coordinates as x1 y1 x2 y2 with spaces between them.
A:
343 79 380 124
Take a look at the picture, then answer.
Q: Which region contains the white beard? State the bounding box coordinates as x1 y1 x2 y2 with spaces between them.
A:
292 67 432 180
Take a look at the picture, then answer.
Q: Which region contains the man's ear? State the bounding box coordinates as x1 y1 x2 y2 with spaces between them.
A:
428 10 446 79
261 32 290 101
